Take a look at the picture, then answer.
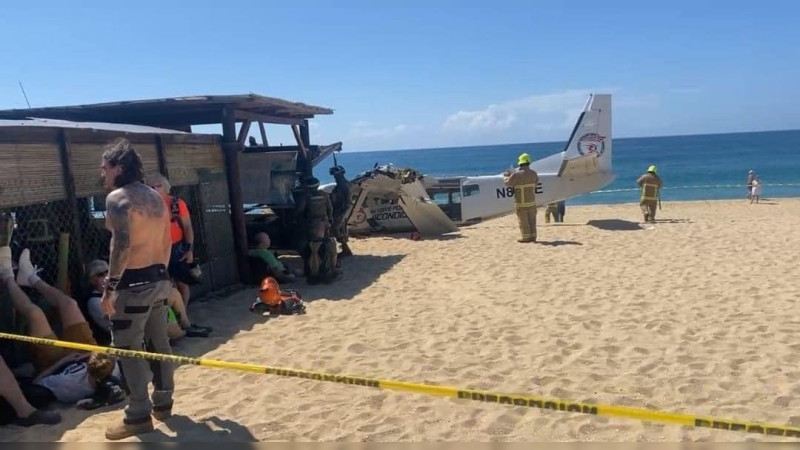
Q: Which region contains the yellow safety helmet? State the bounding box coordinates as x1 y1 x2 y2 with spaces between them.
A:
518 153 532 166
648 165 657 173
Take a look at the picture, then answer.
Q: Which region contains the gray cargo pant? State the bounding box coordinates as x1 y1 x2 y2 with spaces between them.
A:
110 277 174 424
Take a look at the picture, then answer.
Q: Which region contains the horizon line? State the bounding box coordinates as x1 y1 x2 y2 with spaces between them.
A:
341 127 800 154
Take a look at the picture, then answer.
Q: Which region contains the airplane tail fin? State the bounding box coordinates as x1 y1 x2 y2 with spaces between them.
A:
558 94 612 177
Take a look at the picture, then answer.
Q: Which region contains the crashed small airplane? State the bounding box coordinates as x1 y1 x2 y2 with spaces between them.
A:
326 93 615 237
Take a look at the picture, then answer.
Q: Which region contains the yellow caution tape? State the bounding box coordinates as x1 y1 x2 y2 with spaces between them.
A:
2 331 799 438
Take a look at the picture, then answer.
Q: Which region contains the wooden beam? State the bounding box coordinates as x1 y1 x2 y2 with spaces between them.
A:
292 125 312 176
155 135 169 177
236 120 252 145
299 120 312 177
234 109 306 125
56 129 87 293
258 121 268 146
221 106 251 284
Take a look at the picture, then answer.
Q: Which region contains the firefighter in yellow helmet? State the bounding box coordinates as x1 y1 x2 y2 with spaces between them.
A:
504 153 539 242
636 165 663 222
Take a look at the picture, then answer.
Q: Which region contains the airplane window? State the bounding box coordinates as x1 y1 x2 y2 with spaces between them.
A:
432 193 449 205
463 185 480 197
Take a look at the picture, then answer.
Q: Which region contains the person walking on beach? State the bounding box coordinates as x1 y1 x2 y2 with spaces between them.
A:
99 138 175 440
747 170 756 199
544 203 558 224
504 153 539 243
556 200 566 223
636 165 663 223
750 177 761 204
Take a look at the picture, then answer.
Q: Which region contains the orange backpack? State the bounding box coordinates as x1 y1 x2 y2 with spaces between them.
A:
251 277 306 316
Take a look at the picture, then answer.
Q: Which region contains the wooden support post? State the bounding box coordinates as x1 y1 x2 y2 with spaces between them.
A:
292 123 311 178
56 129 87 293
300 120 312 177
237 120 252 145
155 134 169 177
221 107 251 283
258 121 268 146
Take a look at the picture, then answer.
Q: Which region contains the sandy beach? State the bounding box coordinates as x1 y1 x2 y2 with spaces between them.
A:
2 198 800 442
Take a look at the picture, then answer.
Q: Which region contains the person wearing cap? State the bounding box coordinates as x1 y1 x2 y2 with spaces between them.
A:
504 153 540 243
85 259 210 345
85 259 113 345
746 170 756 199
147 173 199 311
329 165 353 258
636 165 663 223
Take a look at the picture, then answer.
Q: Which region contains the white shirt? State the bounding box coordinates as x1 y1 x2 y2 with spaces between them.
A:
87 291 111 331
35 360 121 404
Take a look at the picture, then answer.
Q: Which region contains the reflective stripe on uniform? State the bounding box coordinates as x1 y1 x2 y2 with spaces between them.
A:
514 183 536 208
641 183 659 201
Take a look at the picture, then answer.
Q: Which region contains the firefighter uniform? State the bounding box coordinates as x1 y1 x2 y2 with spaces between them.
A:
544 203 558 224
636 165 663 222
504 153 539 243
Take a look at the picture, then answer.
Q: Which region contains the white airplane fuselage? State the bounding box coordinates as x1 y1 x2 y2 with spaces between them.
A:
457 171 616 223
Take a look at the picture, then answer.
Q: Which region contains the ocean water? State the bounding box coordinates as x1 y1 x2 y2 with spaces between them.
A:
317 129 800 205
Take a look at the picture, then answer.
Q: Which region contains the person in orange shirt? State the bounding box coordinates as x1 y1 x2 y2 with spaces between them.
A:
147 174 197 309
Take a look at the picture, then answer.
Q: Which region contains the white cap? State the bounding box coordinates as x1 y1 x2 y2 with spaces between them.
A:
87 259 109 278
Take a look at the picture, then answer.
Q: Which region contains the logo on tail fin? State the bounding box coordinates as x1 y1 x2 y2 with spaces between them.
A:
577 133 606 156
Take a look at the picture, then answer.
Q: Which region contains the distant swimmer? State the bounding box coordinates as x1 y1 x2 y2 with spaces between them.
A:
636 165 663 223
504 153 539 243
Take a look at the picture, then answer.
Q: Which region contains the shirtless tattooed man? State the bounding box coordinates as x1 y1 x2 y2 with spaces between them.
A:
100 138 174 440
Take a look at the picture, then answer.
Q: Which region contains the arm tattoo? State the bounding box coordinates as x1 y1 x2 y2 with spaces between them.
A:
106 194 132 279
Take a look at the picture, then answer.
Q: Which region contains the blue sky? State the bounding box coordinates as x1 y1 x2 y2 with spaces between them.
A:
1 1 798 151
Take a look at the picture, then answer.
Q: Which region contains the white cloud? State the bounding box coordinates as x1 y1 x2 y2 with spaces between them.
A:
441 104 518 132
339 89 662 150
441 89 605 136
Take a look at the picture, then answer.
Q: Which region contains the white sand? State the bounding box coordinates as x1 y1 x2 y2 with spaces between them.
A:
2 198 800 442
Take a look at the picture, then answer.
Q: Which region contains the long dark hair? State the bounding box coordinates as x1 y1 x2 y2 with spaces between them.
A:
102 138 144 188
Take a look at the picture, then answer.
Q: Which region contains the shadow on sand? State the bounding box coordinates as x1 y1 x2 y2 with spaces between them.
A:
141 415 258 442
300 253 406 302
351 232 463 242
587 219 643 231
651 218 693 224
0 251 406 441
536 240 582 247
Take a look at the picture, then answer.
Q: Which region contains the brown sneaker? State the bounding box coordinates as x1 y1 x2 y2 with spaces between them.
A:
105 417 154 440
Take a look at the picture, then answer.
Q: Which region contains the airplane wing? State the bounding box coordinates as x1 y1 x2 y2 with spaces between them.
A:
398 180 459 236
348 166 458 236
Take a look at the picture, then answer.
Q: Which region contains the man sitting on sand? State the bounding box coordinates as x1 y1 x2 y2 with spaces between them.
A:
249 232 297 284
